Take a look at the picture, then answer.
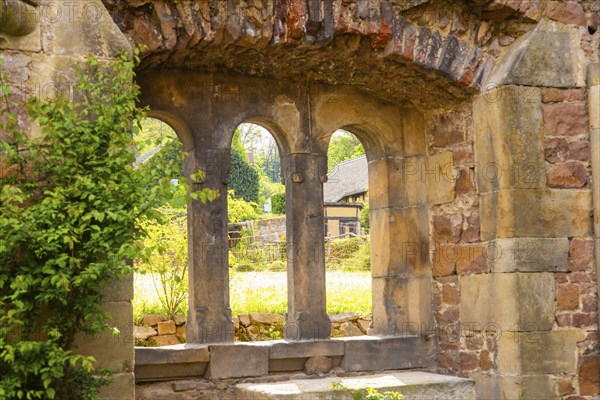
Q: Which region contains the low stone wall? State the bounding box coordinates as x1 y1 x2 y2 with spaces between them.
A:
134 312 371 346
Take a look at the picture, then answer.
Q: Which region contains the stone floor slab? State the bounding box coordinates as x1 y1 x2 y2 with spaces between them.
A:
235 371 475 400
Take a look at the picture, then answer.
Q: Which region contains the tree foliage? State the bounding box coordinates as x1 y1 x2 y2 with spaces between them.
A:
327 131 365 173
0 52 215 399
271 192 286 215
229 130 259 204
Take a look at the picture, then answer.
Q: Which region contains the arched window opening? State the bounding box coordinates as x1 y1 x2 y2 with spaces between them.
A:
325 129 372 337
132 117 190 346
228 123 288 342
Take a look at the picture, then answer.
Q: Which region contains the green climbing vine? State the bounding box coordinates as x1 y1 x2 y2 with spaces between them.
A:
0 51 215 399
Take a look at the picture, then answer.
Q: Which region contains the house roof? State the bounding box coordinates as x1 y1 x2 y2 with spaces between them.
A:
323 155 368 203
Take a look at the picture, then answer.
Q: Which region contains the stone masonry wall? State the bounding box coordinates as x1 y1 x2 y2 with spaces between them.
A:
426 13 600 397
1 2 134 399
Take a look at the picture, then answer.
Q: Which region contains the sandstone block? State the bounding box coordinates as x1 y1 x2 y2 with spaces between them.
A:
339 322 364 337
497 330 585 374
249 313 285 325
304 356 332 375
429 112 465 148
154 335 181 347
578 354 600 396
427 151 455 205
590 86 600 129
143 315 165 327
340 336 432 371
206 344 269 379
103 275 133 302
41 0 131 58
239 314 251 327
557 283 580 310
372 276 433 335
569 238 594 269
157 321 177 335
135 344 209 366
455 244 488 275
486 22 578 87
330 313 360 324
172 380 197 392
480 189 592 240
544 1 586 26
432 245 457 277
474 86 546 193
547 161 588 188
97 372 134 400
269 340 344 359
472 372 557 400
173 316 187 326
542 88 586 103
73 301 133 373
460 273 555 331
134 326 158 341
488 238 569 272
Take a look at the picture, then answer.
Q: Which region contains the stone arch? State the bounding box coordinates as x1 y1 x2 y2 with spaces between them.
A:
146 110 194 152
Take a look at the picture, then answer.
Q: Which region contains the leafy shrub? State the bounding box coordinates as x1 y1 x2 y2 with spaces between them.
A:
228 191 259 223
137 206 188 319
360 203 370 229
0 51 215 399
0 52 148 399
271 192 286 214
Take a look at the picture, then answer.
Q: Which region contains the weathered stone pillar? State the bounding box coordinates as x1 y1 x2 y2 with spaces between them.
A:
282 153 331 340
467 19 594 398
186 148 234 343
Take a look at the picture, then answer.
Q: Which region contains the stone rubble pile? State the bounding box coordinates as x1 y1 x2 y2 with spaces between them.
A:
134 313 371 346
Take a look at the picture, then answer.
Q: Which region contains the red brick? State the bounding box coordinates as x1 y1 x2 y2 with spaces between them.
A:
545 138 569 163
435 306 459 325
480 350 493 371
439 341 460 351
452 146 474 165
442 285 460 305
572 312 597 327
556 313 572 327
465 335 484 351
456 244 488 275
557 378 575 396
433 215 463 243
578 354 600 396
542 88 586 103
544 103 588 136
462 212 480 243
459 351 479 371
570 238 594 269
455 168 476 194
429 113 466 148
567 140 591 161
438 350 459 371
557 284 579 310
582 295 598 313
544 1 586 26
569 271 593 283
547 162 588 188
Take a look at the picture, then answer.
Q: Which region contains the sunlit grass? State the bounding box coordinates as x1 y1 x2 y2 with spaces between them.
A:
133 270 372 320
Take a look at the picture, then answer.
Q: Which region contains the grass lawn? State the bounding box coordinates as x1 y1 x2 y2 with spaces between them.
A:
133 270 372 322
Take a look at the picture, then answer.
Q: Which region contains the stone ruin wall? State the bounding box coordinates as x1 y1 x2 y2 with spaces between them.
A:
1 1 600 399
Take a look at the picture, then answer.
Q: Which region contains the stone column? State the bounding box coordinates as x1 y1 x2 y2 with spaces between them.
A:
282 153 331 340
186 148 234 343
